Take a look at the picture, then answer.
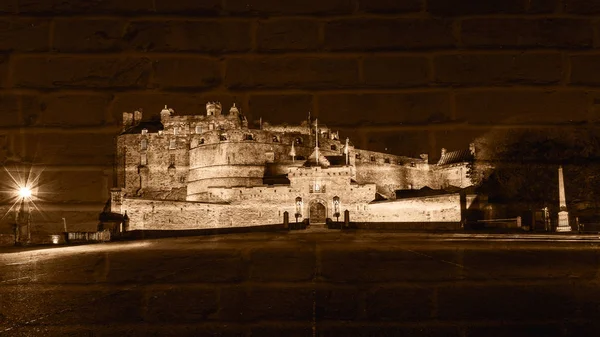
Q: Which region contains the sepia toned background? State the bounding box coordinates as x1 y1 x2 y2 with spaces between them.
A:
1 0 600 231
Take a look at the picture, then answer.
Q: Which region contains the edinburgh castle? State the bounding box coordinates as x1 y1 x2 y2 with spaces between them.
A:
110 103 476 230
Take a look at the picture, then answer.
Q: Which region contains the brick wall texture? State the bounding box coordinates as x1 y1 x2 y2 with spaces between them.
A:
1 0 600 231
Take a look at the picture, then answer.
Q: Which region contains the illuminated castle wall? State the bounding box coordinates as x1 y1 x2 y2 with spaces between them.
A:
110 103 473 230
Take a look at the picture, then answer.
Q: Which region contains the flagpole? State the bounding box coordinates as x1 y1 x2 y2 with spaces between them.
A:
345 137 349 165
307 111 312 158
315 119 319 166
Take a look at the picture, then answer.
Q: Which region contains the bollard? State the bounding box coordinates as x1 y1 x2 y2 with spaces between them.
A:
344 210 350 229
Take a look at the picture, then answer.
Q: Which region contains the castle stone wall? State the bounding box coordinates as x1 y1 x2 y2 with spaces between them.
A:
352 194 462 223
120 133 189 198
354 163 406 198
207 185 300 203
121 192 460 231
122 198 293 230
162 112 244 135
431 165 471 189
354 163 431 198
188 177 265 201
190 142 288 167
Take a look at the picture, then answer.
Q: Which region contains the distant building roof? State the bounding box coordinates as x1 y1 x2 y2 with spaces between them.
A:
122 121 164 135
303 148 331 167
395 185 475 199
437 149 473 166
375 192 388 201
263 175 290 185
325 155 346 166
395 186 443 199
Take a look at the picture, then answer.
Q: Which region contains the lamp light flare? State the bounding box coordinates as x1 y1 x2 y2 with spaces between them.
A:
0 165 48 223
18 187 32 198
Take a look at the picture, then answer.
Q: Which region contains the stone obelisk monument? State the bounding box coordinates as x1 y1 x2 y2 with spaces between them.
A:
556 165 571 232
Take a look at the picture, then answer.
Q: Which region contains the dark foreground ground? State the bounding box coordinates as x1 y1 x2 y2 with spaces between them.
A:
1 232 600 336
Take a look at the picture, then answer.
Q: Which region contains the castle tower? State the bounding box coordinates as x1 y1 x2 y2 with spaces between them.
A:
133 110 142 125
206 102 222 116
122 112 133 132
229 103 239 116
206 102 216 116
215 102 222 115
556 165 571 232
160 105 171 123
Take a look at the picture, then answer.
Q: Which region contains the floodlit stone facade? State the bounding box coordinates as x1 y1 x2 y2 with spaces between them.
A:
110 103 473 230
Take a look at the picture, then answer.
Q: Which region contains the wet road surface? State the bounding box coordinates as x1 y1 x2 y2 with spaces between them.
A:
1 232 600 336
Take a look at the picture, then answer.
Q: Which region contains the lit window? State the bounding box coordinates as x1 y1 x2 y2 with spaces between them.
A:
140 153 147 166
209 123 215 130
311 182 325 193
169 140 176 149
140 139 147 150
141 129 148 135
195 125 202 133
173 127 178 135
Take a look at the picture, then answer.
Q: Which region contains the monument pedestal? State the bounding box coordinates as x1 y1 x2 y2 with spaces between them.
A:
556 166 571 233
556 211 571 232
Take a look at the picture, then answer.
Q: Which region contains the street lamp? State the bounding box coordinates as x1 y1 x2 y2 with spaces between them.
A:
18 187 32 199
15 185 35 245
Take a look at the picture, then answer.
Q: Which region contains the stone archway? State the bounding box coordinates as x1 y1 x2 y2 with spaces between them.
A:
309 200 327 224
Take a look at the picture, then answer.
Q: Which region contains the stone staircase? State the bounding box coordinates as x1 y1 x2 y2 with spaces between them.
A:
305 222 338 232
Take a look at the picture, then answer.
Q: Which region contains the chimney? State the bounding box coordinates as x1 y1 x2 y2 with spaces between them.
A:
133 110 142 125
441 148 447 157
122 112 133 132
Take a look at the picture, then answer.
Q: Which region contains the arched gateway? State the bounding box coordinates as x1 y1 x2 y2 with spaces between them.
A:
309 200 327 224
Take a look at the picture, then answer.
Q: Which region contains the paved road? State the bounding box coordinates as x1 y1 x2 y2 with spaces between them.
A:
1 232 600 336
